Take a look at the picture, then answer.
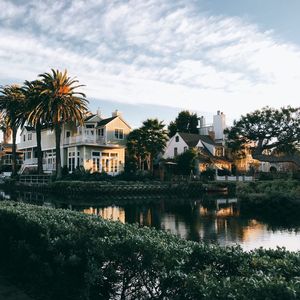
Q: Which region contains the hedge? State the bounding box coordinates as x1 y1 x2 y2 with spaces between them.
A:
0 201 300 299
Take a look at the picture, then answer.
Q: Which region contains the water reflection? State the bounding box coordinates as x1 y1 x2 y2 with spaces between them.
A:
1 190 300 251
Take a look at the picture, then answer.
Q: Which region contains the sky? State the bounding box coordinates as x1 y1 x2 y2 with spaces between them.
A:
0 0 300 128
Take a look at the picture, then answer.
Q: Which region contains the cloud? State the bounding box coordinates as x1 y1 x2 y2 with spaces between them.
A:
0 0 299 122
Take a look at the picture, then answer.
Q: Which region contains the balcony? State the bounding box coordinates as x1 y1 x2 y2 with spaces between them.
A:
64 135 106 146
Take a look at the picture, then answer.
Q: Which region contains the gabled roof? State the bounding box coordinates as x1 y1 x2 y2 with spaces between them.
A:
24 126 35 132
178 133 201 147
198 135 219 146
84 114 97 122
178 132 219 147
97 116 118 127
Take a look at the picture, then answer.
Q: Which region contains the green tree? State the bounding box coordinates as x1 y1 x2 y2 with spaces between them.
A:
225 106 300 166
23 80 45 174
126 128 148 171
175 149 197 175
36 69 88 179
168 110 198 137
126 119 168 173
141 119 168 172
0 85 25 176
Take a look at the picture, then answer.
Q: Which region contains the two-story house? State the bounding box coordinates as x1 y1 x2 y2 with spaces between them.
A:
18 110 131 175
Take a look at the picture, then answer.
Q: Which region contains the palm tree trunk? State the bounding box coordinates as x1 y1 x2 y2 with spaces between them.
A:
36 122 43 174
55 124 62 180
11 127 17 177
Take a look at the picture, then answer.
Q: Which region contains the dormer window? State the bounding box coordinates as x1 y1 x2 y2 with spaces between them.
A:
175 136 179 142
115 129 124 140
98 128 104 136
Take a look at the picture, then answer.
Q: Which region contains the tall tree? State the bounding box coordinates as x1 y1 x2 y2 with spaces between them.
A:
168 111 198 137
126 119 168 173
0 85 25 176
36 69 88 179
126 128 148 171
23 80 45 174
225 106 300 166
141 119 168 172
0 112 11 144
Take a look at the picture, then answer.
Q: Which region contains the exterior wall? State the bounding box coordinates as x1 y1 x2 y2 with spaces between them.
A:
81 146 125 175
105 117 131 146
19 129 37 149
201 141 215 156
213 112 226 141
163 133 189 159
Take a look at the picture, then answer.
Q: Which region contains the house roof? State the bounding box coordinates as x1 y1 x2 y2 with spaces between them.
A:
97 116 118 127
84 114 97 122
178 132 218 147
24 126 35 132
178 133 201 147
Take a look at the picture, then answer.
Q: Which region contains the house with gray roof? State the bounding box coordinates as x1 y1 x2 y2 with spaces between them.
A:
18 110 131 175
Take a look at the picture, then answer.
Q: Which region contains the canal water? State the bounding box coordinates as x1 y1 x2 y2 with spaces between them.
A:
1 190 300 251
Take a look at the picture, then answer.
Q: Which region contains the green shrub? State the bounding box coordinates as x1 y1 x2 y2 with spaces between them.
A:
0 201 300 300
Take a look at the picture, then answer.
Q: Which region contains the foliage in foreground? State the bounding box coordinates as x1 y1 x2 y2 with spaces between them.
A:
0 201 300 300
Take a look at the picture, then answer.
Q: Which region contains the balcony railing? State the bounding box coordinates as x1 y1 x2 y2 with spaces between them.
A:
64 135 106 145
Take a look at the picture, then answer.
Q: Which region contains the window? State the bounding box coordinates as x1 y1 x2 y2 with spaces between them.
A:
92 151 100 157
174 147 178 156
215 147 223 157
66 131 71 138
184 146 187 152
98 128 104 136
68 151 75 172
175 136 179 142
114 129 124 139
86 124 95 128
27 152 32 159
23 135 26 142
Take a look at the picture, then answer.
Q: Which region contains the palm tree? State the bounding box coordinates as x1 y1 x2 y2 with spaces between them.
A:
36 69 88 179
0 85 25 177
141 119 168 173
0 112 12 144
23 80 45 174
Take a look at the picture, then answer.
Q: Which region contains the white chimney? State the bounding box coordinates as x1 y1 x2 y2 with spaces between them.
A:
199 116 206 128
213 111 226 141
112 109 121 117
96 108 102 118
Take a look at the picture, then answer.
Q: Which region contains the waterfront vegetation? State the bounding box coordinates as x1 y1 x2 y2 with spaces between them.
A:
237 179 300 205
0 201 300 300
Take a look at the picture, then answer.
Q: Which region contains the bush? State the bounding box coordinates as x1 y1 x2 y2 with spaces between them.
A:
0 201 300 300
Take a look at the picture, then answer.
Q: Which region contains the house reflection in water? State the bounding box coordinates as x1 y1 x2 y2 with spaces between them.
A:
83 206 125 223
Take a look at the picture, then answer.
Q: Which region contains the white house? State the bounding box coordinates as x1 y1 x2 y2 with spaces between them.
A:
163 132 231 172
18 110 131 175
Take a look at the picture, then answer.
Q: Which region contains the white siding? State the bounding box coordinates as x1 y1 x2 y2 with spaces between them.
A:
163 133 189 159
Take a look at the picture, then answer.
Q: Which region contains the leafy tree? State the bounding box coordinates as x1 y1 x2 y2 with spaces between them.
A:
168 110 199 137
225 106 300 166
23 80 45 174
127 119 168 173
175 149 197 175
0 85 26 176
126 128 148 171
36 69 88 179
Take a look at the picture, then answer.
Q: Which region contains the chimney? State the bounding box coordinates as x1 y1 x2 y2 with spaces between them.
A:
112 109 121 117
213 110 226 141
199 116 206 128
96 108 102 118
208 130 215 141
